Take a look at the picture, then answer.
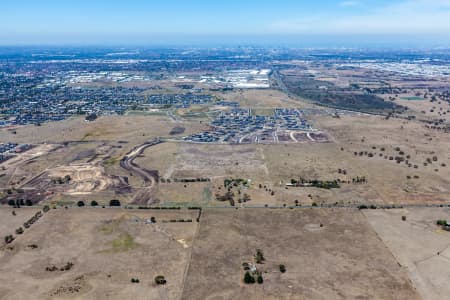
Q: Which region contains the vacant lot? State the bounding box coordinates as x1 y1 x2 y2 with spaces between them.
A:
166 143 269 181
0 208 198 300
0 115 206 147
182 208 419 300
364 208 450 300
214 89 310 109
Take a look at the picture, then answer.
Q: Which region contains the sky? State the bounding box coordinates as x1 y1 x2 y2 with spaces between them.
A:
1 0 450 47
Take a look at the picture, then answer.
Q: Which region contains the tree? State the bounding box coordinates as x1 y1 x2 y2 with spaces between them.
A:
257 274 264 284
90 200 98 207
243 271 255 284
16 227 24 234
109 199 121 207
77 201 85 207
255 249 265 264
155 275 167 285
279 264 286 273
25 199 32 206
4 235 14 244
7 199 15 207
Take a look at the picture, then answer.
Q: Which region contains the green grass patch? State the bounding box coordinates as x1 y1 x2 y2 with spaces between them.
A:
100 223 115 235
202 187 212 203
103 157 120 166
111 233 138 252
251 108 274 116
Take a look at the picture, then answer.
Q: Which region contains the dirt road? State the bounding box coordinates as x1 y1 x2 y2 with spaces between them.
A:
120 138 162 205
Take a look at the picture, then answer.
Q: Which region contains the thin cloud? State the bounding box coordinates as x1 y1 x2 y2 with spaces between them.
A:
269 0 450 35
339 1 360 7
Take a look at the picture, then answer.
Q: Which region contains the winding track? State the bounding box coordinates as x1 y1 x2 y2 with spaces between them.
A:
120 138 162 205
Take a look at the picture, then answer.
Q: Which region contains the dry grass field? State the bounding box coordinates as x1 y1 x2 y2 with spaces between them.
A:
182 208 419 300
213 89 311 109
1 207 430 300
0 207 42 243
314 114 450 204
0 115 206 147
364 208 450 300
0 208 199 300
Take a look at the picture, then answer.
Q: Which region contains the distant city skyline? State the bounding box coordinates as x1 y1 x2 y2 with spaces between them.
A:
2 0 450 47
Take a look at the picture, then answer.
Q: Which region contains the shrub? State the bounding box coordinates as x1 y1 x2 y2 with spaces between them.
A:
131 278 140 283
257 274 264 284
255 249 265 264
110 199 121 207
243 271 255 284
279 264 286 273
4 235 14 244
90 200 98 207
16 227 24 234
155 275 166 285
77 201 85 207
437 220 448 226
43 205 50 213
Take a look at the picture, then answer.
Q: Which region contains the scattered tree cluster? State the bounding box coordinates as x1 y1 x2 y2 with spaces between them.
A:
161 177 210 183
154 275 167 285
52 175 72 185
46 262 74 272
290 178 340 189
24 211 43 229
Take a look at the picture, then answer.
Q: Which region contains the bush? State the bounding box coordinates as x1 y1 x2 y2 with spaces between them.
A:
110 199 121 207
90 200 98 207
131 278 140 283
4 235 14 244
255 249 265 264
43 205 50 213
77 201 85 207
437 220 448 226
243 271 255 284
15 227 24 234
155 275 166 285
279 264 286 273
257 274 263 284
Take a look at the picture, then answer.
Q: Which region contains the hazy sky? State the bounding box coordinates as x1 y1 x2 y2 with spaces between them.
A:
1 0 450 46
